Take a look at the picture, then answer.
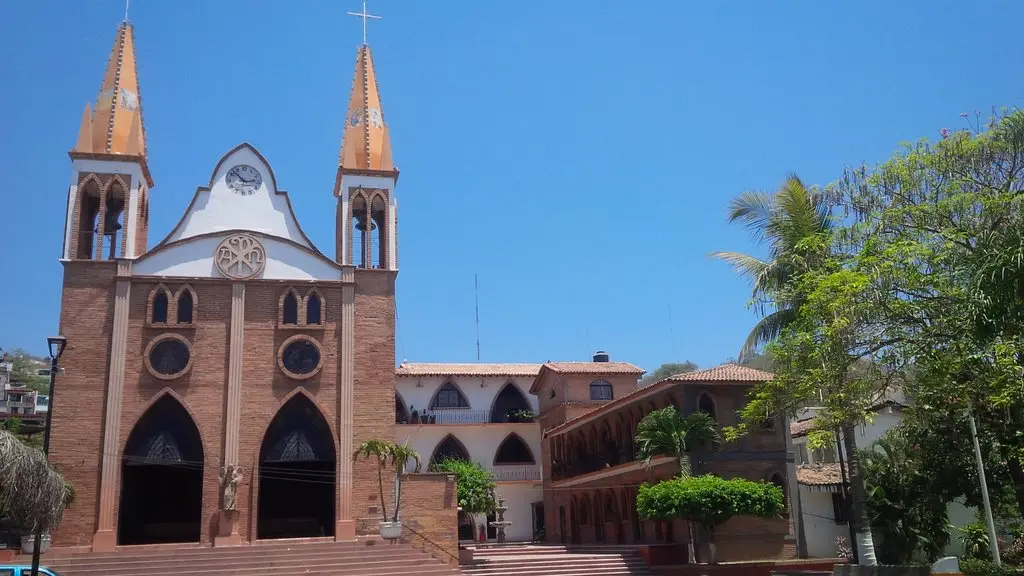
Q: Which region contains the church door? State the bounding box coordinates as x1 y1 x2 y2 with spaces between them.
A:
257 394 336 539
118 394 204 545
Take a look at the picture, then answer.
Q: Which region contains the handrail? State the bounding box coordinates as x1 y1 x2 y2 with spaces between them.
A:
400 521 460 565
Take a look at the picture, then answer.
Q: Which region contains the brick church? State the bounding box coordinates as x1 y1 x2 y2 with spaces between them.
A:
53 19 403 550
49 16 798 563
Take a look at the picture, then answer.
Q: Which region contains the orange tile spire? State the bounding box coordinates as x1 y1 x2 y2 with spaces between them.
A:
72 21 147 158
338 45 395 173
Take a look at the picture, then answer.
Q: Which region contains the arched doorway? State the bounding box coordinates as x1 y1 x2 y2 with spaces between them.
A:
257 394 336 539
118 393 204 545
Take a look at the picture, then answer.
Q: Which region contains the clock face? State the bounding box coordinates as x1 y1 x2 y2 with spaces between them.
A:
225 164 262 196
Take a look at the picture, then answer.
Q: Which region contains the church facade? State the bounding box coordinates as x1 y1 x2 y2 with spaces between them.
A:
52 21 401 549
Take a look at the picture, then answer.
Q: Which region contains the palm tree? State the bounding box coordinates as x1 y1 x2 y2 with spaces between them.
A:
710 173 834 361
390 441 422 524
0 428 74 534
352 439 421 524
635 407 721 477
635 406 721 564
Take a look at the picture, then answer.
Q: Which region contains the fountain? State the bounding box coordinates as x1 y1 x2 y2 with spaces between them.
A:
488 497 511 544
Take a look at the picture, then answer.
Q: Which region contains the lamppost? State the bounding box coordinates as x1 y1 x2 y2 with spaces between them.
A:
29 335 66 576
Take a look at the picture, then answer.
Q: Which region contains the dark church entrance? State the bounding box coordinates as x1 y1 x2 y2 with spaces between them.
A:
118 394 204 545
257 394 336 539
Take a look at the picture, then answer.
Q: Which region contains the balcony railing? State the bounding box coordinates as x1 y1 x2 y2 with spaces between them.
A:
552 447 638 482
490 465 541 482
398 409 490 425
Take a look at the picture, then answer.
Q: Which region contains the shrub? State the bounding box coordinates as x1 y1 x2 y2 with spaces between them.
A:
429 458 497 517
961 558 1024 576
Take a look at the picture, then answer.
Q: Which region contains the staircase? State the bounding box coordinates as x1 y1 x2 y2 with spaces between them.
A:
19 539 459 576
460 544 655 576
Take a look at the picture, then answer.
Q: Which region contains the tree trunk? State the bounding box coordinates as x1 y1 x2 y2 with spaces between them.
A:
841 422 877 566
707 524 717 565
394 471 403 523
377 462 388 522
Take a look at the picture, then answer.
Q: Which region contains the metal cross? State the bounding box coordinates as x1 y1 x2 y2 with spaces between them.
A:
347 1 382 45
124 0 131 21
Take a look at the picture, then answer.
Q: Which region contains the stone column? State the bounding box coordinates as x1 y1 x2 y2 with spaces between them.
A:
91 260 132 552
215 282 245 546
336 267 356 540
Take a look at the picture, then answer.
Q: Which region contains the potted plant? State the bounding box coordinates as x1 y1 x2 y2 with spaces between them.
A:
353 439 422 540
410 408 420 424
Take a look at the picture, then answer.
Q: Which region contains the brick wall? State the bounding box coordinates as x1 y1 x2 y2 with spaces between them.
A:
51 261 117 546
397 473 458 565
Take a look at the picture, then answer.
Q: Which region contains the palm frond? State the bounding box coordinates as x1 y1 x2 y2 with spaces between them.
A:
726 191 775 245
739 308 797 362
710 251 771 297
0 429 69 533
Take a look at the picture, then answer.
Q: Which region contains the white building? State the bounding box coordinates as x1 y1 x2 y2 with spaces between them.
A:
0 360 49 422
791 394 974 558
395 363 545 542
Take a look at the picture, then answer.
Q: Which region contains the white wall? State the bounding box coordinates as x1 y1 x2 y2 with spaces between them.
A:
396 423 541 470
396 375 539 417
133 234 341 280
801 489 848 558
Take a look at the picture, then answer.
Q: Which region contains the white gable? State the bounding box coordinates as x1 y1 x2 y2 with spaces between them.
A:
166 144 312 247
134 234 341 281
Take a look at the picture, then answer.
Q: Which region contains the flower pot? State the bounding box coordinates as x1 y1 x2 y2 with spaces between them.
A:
21 533 51 554
379 521 402 540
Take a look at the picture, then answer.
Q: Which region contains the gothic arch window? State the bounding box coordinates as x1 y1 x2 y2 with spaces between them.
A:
490 381 532 423
769 471 787 506
175 285 196 324
697 392 717 421
429 434 470 467
590 379 613 401
305 290 323 325
395 393 411 424
149 285 171 325
604 490 617 522
280 288 300 325
579 495 590 525
76 177 102 259
370 193 387 269
493 433 535 465
350 191 368 268
102 179 127 259
430 382 470 410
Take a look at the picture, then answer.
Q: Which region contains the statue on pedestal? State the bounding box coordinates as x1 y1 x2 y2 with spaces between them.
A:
219 464 244 511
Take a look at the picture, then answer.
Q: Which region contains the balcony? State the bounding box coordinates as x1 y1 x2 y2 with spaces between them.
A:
398 409 489 425
489 464 541 482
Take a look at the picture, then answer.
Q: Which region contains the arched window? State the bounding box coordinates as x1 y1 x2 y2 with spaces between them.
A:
431 382 470 409
77 178 101 259
490 382 532 423
351 193 368 268
151 289 169 324
494 433 535 465
604 490 617 521
102 180 126 259
697 392 716 420
579 495 590 524
430 434 470 467
589 379 613 401
306 292 322 325
770 472 787 505
395 393 410 424
282 291 299 325
176 289 194 324
370 194 386 269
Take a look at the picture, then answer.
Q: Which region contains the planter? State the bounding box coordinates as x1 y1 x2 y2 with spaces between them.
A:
833 566 929 576
21 533 51 555
379 521 402 540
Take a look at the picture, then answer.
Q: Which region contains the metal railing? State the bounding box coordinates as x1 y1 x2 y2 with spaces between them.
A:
490 464 540 482
400 521 460 565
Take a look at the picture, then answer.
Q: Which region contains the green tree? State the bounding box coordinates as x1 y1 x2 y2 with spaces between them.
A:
636 475 784 564
711 174 834 361
7 348 49 395
634 406 721 477
352 439 422 523
639 362 699 387
430 458 497 533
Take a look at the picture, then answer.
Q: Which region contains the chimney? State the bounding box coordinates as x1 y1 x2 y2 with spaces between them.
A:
592 350 610 363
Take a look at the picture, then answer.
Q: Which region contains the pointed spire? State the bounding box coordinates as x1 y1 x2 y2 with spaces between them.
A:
339 45 395 173
82 21 146 157
73 104 93 153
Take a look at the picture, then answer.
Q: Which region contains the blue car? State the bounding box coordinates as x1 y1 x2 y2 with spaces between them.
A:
0 567 61 576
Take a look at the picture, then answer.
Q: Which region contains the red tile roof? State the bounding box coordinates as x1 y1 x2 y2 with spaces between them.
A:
395 363 542 377
666 364 774 382
796 463 845 486
790 419 819 438
528 361 646 394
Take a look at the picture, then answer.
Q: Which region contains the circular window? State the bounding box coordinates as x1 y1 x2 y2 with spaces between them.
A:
278 335 323 380
144 334 193 380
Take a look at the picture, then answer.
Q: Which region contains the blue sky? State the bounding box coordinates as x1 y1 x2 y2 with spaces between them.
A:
1 1 1021 369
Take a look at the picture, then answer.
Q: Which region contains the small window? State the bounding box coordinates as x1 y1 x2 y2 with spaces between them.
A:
432 382 470 409
770 473 787 505
177 290 193 324
306 292 322 325
279 336 322 379
697 393 716 420
152 291 169 323
549 389 556 399
282 292 299 325
832 493 851 523
589 379 613 401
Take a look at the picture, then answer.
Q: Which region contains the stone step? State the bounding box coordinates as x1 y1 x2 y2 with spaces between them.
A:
459 551 653 576
37 538 373 560
46 559 457 576
39 546 424 568
43 551 434 574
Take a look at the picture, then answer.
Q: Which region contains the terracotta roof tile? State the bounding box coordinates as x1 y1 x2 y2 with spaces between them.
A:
790 419 818 438
666 364 774 382
796 463 846 486
543 362 646 375
396 363 542 377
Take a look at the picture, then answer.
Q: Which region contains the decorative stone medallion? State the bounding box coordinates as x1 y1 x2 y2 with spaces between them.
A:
215 234 266 279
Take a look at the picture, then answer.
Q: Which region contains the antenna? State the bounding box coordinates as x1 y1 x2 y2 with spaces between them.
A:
474 274 481 362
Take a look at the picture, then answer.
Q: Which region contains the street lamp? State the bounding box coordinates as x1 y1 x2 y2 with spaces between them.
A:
30 335 67 576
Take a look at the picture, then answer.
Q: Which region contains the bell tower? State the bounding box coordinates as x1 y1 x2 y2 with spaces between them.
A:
63 20 154 261
334 43 399 270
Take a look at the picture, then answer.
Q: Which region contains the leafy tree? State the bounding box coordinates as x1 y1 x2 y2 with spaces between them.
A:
640 362 699 387
352 439 422 523
635 407 720 477
636 475 784 563
6 348 49 395
711 174 834 361
430 458 497 531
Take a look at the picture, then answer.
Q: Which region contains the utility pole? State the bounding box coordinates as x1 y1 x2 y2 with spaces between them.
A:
967 411 1001 565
